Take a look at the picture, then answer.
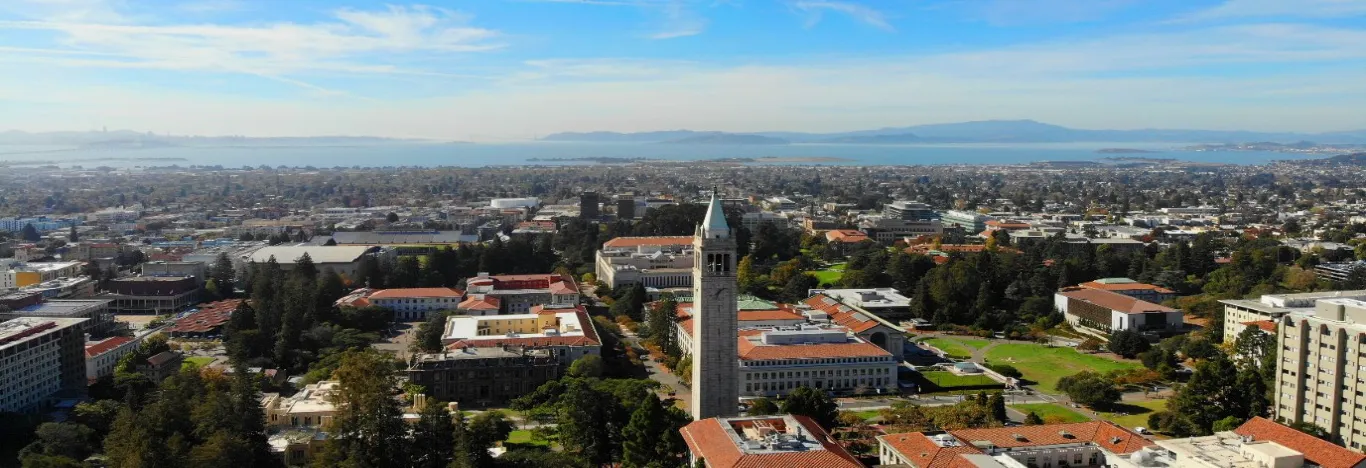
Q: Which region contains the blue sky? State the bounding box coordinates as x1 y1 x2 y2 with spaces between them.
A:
1 0 1364 139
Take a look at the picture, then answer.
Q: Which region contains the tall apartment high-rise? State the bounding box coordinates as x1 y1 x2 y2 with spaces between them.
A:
0 317 88 413
690 191 739 420
580 191 600 219
615 195 636 219
1275 297 1366 450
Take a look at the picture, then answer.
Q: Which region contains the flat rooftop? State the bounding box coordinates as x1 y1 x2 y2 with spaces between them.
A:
0 317 87 350
11 299 111 316
1158 432 1301 468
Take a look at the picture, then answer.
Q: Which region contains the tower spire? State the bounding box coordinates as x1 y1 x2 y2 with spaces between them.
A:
702 189 730 238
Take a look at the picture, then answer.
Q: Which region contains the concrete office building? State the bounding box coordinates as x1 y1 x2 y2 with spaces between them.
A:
1219 290 1366 344
594 236 695 289
1274 297 1366 451
103 276 200 314
883 201 938 221
249 245 379 279
615 195 636 219
1 298 115 337
0 317 88 413
580 191 600 219
939 209 992 233
141 261 208 284
690 192 739 421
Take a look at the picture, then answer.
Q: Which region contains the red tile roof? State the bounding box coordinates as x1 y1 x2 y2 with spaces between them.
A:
1078 280 1174 294
467 273 579 295
1243 320 1278 333
602 236 694 248
85 336 133 358
457 295 500 310
736 309 804 322
949 421 1151 455
825 229 870 244
167 299 242 334
803 294 885 333
1234 417 1366 468
881 421 1153 467
905 244 1020 255
368 287 464 299
680 415 862 468
1057 288 1177 314
737 334 890 361
878 432 981 468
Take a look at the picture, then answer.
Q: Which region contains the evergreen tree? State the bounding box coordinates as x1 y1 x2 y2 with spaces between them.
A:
466 411 514 468
1169 354 1244 435
557 380 622 466
68 225 79 242
747 398 778 416
21 223 40 242
622 394 683 468
410 401 455 468
780 386 839 429
779 273 819 304
210 253 236 298
1024 412 1044 425
412 313 447 354
988 393 1007 423
314 350 410 468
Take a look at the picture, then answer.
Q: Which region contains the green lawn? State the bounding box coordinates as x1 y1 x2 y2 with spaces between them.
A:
984 343 1141 393
1011 403 1089 424
505 430 550 447
1097 399 1167 431
182 356 214 369
915 371 1001 391
847 410 881 421
922 337 976 359
811 263 846 285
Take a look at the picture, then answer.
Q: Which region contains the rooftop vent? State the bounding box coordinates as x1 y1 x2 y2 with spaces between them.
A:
1059 431 1074 439
1013 434 1028 442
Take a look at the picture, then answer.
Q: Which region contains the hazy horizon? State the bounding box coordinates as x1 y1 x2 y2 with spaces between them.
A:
2 0 1365 140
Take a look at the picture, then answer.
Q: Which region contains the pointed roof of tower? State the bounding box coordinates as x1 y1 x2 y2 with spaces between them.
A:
702 190 730 238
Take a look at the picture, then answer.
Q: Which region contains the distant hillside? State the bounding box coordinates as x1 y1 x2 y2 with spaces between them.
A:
1292 152 1366 166
543 119 1366 144
818 133 923 144
660 134 788 145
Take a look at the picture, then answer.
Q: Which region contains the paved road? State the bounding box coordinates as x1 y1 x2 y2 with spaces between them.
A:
620 331 693 409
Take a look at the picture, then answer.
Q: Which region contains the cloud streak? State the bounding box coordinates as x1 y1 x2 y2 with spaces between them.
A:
793 1 893 31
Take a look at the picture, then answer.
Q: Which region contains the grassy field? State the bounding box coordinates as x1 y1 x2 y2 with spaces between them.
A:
846 410 882 421
1011 403 1090 424
505 430 550 447
922 337 978 359
811 263 846 285
915 371 1001 391
1097 399 1167 430
182 356 215 369
984 343 1141 393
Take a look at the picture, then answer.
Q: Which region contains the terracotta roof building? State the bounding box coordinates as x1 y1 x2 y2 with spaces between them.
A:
464 273 579 314
1077 277 1176 304
1233 417 1366 468
803 293 905 360
595 236 694 289
441 305 600 366
736 326 896 397
1054 287 1183 335
878 421 1152 468
167 299 243 338
363 287 464 321
824 229 870 244
680 415 861 468
84 335 135 382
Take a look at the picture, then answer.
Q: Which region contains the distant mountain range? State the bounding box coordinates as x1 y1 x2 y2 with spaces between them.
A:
1290 152 1366 166
542 120 1366 145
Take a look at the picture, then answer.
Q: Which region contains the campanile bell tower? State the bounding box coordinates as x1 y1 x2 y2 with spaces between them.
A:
690 190 739 420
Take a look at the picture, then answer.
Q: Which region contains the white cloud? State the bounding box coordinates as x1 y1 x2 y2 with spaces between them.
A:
0 3 502 91
1177 0 1366 22
793 1 892 31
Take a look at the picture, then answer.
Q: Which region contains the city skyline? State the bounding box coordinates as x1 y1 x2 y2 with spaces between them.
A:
1 0 1365 139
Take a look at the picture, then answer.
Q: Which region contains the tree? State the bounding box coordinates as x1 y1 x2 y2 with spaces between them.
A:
747 398 778 416
622 395 686 468
1168 354 1244 435
987 393 1007 423
779 273 819 304
410 314 446 354
1024 412 1044 425
567 355 605 379
1056 372 1120 408
1107 329 1150 358
780 386 839 429
20 223 41 242
557 380 625 466
68 225 78 242
1212 416 1244 432
409 401 454 468
210 253 236 298
386 212 399 223
20 423 95 463
313 350 409 468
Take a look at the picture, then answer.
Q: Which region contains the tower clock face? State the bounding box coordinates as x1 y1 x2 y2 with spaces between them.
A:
711 287 729 298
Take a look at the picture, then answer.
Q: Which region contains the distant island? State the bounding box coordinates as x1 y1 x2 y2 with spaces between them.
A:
660 134 789 145
1096 148 1158 154
1184 141 1366 154
525 157 652 164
